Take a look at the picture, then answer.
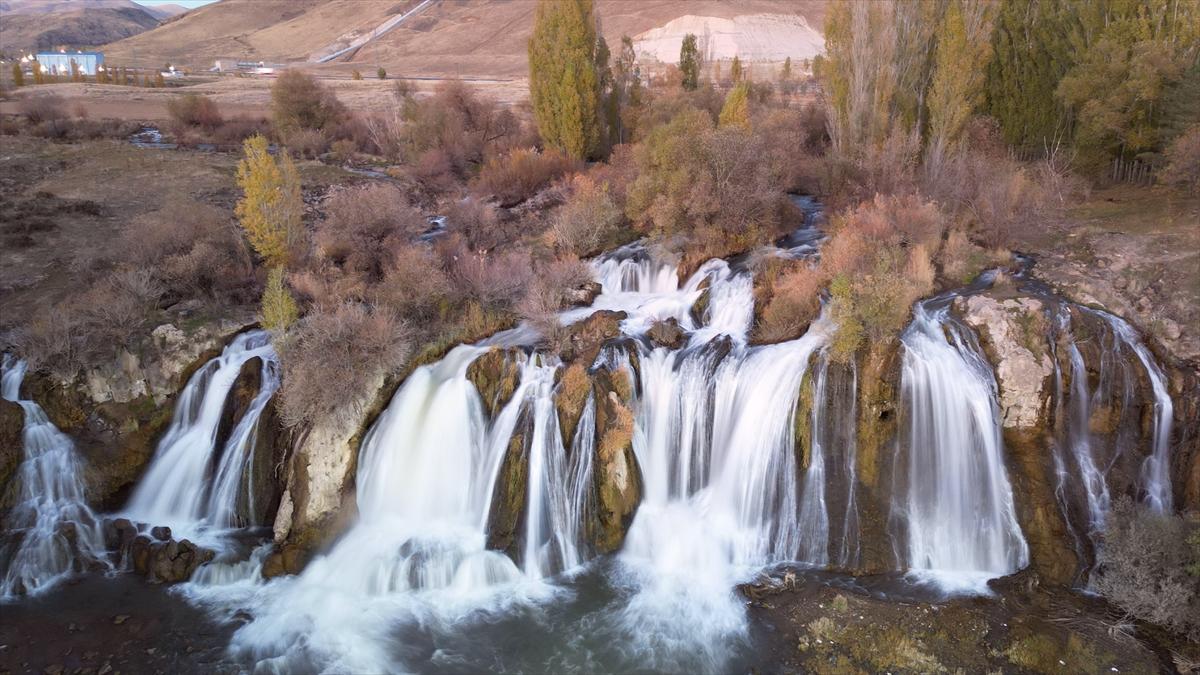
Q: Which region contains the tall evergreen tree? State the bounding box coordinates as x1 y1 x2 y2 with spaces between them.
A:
985 0 1079 152
528 0 604 159
926 0 997 155
679 33 701 90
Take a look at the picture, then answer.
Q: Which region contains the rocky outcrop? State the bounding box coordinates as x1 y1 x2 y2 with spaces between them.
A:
467 348 522 419
559 310 626 365
105 518 216 584
957 295 1054 430
485 410 529 558
267 368 386 572
956 293 1078 583
852 340 901 575
647 318 686 349
217 357 287 527
591 363 641 553
0 399 24 520
555 363 591 448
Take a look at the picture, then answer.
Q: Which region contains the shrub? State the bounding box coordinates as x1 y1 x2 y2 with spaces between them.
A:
473 148 578 207
351 70 363 81
549 175 625 257
377 67 387 80
19 94 67 125
211 117 272 145
16 306 90 381
445 197 502 251
279 302 411 428
271 69 346 134
330 138 357 164
316 183 426 281
1160 124 1200 191
1093 497 1200 642
517 256 593 341
755 263 825 344
372 244 453 322
283 127 329 159
445 238 534 308
166 93 223 130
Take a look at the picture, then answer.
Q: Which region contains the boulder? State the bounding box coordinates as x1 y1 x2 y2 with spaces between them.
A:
591 364 641 553
560 310 626 366
485 411 530 558
120 529 215 583
956 295 1054 430
467 348 522 419
568 281 603 307
647 318 686 350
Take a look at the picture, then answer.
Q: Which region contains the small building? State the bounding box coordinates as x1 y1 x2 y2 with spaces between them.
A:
36 51 104 76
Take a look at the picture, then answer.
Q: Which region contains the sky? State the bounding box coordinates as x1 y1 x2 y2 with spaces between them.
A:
134 0 217 8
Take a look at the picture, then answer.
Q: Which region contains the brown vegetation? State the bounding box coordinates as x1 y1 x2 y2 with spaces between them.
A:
473 148 578 208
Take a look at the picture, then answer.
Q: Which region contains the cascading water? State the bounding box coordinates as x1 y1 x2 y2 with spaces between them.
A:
892 299 1029 591
123 330 279 541
0 355 110 600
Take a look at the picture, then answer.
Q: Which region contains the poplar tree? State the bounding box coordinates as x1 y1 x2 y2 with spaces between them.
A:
926 0 997 154
719 81 751 129
11 63 23 87
679 33 701 90
528 0 603 159
260 266 298 333
235 135 305 269
730 55 743 83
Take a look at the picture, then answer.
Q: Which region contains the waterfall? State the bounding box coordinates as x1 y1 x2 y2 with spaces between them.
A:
893 300 1029 591
0 356 110 600
123 330 280 540
1093 310 1174 512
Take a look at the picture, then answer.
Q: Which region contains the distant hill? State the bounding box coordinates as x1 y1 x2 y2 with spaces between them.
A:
138 3 191 21
0 0 165 56
102 0 827 77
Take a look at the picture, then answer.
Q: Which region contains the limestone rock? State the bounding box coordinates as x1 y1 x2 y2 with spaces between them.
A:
560 310 626 365
647 318 686 349
467 348 522 419
591 364 641 553
957 295 1053 430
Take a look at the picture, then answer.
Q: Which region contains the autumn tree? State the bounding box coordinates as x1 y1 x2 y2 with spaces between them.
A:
719 81 751 129
32 61 44 85
235 134 305 269
260 266 298 333
528 0 604 159
926 0 997 162
609 34 642 144
271 69 346 134
11 63 23 87
679 33 701 90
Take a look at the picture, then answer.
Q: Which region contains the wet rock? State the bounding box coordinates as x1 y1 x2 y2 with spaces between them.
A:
485 411 530 558
956 295 1053 430
568 281 603 307
647 318 686 349
120 530 215 583
591 364 641 553
853 340 901 575
559 310 626 365
149 525 171 541
467 348 522 418
0 398 24 518
262 542 311 579
214 355 285 527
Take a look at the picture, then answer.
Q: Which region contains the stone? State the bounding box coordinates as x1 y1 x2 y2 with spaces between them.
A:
647 318 686 349
568 281 603 307
591 364 641 553
560 310 626 365
150 525 172 541
956 295 1053 430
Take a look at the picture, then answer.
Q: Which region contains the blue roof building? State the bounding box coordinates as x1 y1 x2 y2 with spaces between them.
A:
35 52 104 76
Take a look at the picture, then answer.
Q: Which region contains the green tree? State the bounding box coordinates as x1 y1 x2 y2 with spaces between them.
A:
609 34 641 144
730 55 743 83
32 61 44 85
779 57 792 87
926 0 997 154
11 62 23 87
377 67 387 80
679 33 701 90
260 266 298 333
528 0 604 159
719 81 751 129
820 0 900 153
235 135 305 269
985 0 1079 151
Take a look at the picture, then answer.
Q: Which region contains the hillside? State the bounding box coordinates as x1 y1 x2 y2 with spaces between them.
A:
102 0 827 77
0 0 165 55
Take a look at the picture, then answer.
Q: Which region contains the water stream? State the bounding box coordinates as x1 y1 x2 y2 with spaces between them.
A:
0 356 110 600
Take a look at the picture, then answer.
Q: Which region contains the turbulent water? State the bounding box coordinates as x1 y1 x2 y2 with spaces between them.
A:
0 356 110 600
123 331 280 544
892 298 1030 592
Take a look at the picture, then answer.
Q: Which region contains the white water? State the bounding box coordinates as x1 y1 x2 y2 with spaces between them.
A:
0 356 110 600
123 331 279 543
894 300 1029 592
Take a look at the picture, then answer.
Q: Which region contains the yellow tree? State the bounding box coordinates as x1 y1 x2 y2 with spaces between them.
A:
528 0 602 159
11 63 23 87
259 266 298 333
926 0 997 156
235 134 305 269
719 81 751 129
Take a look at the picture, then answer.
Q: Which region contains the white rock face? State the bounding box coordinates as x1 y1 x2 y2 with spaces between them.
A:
634 14 824 64
957 295 1054 430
